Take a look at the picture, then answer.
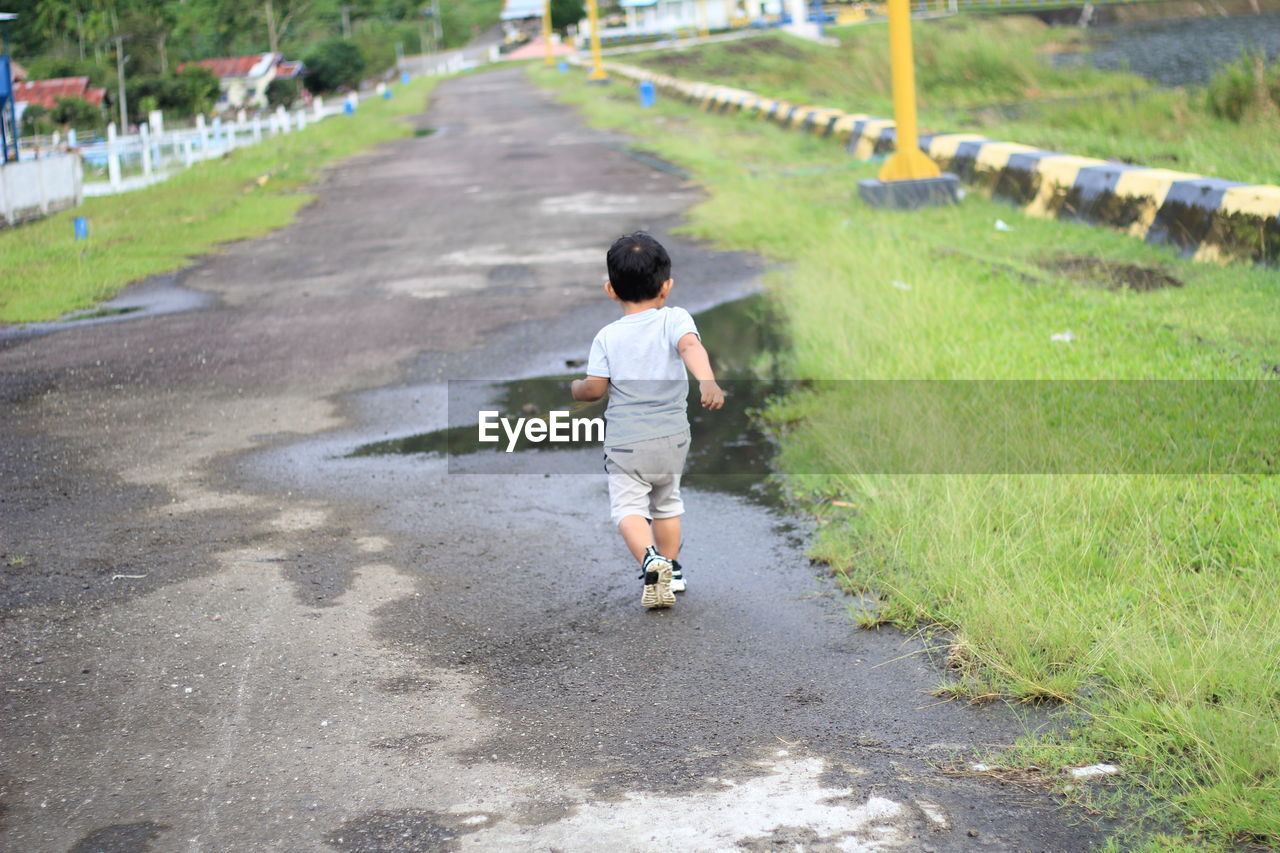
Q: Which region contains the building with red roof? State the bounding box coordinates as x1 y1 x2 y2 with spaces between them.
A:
178 52 304 110
275 60 304 80
14 76 106 111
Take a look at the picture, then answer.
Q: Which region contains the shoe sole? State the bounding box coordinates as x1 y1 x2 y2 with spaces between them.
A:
642 558 675 609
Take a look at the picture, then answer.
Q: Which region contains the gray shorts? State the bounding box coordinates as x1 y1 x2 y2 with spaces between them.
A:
604 429 691 526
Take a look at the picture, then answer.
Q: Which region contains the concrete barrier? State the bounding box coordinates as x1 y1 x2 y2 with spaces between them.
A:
0 154 84 228
600 61 1280 265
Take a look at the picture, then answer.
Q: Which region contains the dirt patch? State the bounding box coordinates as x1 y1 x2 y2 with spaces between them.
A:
69 822 168 852
720 35 810 61
378 675 438 694
327 809 494 852
369 733 446 751
639 35 809 73
1045 256 1183 292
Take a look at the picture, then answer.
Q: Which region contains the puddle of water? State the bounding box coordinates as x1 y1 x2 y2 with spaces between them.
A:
349 295 789 503
60 306 143 322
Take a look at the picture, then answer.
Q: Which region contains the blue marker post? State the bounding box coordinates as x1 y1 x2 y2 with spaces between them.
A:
343 99 355 115
401 71 411 85
557 60 569 73
73 217 88 240
639 80 656 108
383 88 392 100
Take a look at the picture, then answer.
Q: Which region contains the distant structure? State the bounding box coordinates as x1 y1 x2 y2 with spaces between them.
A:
502 0 543 19
1 12 17 162
501 0 544 45
13 76 107 111
178 53 306 110
613 0 746 39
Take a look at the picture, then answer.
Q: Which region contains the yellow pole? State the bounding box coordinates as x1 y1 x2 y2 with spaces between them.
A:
586 0 608 81
697 0 710 37
877 0 940 182
543 0 555 65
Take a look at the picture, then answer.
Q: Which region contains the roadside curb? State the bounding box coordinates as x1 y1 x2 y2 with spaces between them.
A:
599 60 1280 265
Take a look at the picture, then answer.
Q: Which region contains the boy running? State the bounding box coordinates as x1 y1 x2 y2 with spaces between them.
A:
571 233 725 609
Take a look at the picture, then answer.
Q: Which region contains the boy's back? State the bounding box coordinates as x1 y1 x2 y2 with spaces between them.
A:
587 306 698 446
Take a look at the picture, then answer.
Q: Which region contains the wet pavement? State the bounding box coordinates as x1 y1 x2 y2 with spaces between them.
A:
1 67 1108 851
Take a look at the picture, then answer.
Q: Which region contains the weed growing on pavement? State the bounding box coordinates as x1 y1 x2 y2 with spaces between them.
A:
534 64 1280 850
0 76 440 324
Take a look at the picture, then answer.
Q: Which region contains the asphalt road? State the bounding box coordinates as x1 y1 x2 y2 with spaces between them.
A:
1 67 1107 851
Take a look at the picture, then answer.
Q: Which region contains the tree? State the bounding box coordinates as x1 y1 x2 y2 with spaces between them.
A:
302 39 365 93
20 104 55 136
122 66 219 120
23 56 111 88
31 0 76 56
549 0 584 31
173 65 220 115
50 94 104 128
266 76 301 108
264 0 316 55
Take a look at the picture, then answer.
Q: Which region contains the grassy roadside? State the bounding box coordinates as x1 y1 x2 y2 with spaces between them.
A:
625 18 1280 185
531 66 1280 851
0 76 440 324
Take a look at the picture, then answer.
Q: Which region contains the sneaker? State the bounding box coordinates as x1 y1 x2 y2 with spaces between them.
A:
640 549 675 609
669 559 686 593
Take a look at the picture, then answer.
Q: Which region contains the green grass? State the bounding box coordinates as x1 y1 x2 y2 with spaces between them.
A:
625 18 1280 185
533 65 1280 849
0 76 440 324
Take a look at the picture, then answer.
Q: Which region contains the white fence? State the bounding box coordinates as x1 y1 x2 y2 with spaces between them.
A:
78 99 344 197
8 44 501 207
0 153 83 226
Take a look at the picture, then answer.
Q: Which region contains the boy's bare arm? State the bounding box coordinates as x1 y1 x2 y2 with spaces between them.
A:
571 376 610 402
677 333 725 410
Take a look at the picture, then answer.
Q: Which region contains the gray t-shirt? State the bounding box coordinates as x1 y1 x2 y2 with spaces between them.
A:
586 306 699 446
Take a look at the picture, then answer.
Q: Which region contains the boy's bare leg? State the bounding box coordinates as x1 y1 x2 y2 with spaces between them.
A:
618 515 655 563
653 517 681 561
618 515 681 562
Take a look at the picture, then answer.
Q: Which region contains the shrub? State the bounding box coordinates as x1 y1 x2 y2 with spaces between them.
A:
174 66 221 116
127 76 174 122
20 104 54 136
266 77 302 109
50 95 103 129
1206 51 1279 122
125 68 220 122
303 39 367 93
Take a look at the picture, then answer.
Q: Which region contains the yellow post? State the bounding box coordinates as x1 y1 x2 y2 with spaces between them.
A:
697 0 710 37
586 0 609 81
543 0 555 65
876 0 940 182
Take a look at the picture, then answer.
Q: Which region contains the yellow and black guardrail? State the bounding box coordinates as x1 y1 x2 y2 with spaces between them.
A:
601 61 1280 265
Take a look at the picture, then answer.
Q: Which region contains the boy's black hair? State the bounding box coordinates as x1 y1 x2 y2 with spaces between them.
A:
606 232 671 302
